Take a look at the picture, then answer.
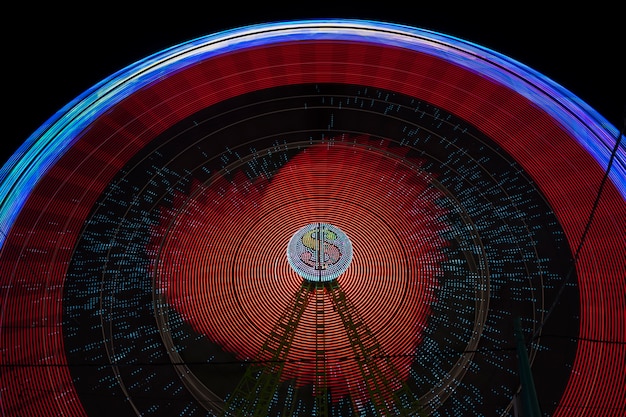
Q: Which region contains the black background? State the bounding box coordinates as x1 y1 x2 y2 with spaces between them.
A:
4 4 624 164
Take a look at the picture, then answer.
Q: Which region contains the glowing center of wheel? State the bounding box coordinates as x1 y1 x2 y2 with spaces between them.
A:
287 223 353 282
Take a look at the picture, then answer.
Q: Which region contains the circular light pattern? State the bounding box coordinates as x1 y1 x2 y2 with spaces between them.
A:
287 223 353 282
0 19 624 417
150 136 445 415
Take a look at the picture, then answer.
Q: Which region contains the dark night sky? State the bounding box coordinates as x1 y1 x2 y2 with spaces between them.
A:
3 5 624 165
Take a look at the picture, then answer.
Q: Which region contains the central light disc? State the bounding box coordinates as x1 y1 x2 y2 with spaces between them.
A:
287 223 353 282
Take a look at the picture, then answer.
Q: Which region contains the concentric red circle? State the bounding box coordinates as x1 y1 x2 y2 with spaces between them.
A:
155 140 449 403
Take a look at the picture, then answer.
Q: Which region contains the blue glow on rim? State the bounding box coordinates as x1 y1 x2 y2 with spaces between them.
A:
1 19 623 247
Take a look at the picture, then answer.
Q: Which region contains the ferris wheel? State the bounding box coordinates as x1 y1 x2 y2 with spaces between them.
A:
0 19 624 417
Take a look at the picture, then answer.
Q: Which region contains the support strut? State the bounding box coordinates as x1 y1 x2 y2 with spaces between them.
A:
221 281 314 416
222 279 424 416
326 280 424 416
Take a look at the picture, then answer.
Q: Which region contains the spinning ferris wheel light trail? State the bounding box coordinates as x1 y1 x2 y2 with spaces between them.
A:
0 19 623 417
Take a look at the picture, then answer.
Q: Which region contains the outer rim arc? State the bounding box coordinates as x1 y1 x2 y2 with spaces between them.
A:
1 20 622 247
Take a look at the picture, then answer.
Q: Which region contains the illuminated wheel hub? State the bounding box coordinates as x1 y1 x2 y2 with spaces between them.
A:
287 223 353 282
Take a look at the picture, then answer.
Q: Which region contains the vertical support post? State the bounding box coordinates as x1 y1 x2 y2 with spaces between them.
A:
314 283 329 415
514 316 542 417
